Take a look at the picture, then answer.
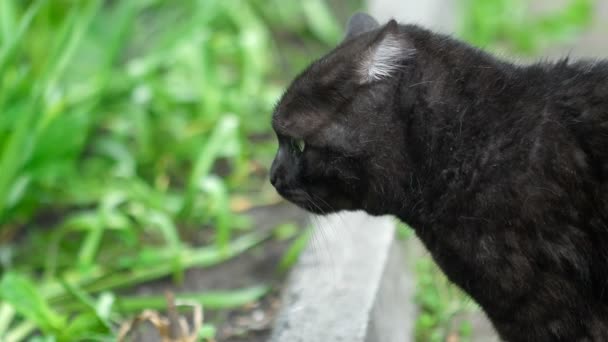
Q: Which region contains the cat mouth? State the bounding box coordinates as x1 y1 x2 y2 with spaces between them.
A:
279 188 334 214
280 189 315 206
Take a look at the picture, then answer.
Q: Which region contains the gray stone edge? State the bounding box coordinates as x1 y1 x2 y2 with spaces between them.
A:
268 213 415 342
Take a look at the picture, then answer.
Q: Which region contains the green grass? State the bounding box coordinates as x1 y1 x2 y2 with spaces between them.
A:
414 257 478 342
0 0 345 340
460 0 593 55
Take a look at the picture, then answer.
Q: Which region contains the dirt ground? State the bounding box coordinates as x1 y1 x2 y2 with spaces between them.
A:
129 202 309 342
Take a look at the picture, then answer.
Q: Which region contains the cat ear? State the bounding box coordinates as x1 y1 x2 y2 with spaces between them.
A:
358 20 413 83
344 13 379 40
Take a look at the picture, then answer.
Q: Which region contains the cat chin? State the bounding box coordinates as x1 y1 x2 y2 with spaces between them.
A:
298 203 386 218
298 203 335 215
283 193 356 215
293 199 346 215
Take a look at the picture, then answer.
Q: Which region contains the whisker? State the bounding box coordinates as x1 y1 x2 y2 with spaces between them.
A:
313 214 338 285
303 192 326 215
303 195 337 285
309 192 345 240
309 215 335 280
305 215 323 271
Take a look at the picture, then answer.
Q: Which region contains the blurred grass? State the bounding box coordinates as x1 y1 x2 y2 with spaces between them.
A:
414 258 477 342
460 0 593 54
0 0 348 340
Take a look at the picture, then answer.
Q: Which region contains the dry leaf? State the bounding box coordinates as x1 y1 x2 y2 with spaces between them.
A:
446 333 460 342
230 196 253 212
117 291 204 342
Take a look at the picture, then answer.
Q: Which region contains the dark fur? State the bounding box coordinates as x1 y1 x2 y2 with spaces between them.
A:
270 14 608 341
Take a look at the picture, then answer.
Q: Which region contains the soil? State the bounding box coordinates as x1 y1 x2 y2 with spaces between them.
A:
130 202 309 342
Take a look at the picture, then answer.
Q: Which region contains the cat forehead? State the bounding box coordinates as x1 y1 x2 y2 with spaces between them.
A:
271 96 309 137
271 106 318 138
271 80 323 136
271 112 292 136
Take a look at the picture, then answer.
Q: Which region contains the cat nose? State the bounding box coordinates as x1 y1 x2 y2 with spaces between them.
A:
270 148 293 191
270 165 286 191
270 167 279 187
269 154 282 188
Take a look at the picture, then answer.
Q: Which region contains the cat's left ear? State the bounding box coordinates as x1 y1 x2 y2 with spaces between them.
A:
358 19 413 83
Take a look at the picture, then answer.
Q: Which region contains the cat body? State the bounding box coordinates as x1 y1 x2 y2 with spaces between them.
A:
270 13 608 341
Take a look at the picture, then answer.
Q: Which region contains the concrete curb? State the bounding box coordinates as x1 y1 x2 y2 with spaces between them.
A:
269 213 415 342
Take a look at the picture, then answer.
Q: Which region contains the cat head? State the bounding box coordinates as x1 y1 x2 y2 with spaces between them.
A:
270 13 415 215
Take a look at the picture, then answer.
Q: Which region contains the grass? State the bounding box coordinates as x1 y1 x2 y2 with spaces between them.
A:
0 0 346 340
413 0 594 341
396 222 477 342
460 0 593 55
414 258 477 342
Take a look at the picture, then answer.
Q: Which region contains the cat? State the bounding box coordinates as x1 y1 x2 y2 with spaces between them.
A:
269 12 608 342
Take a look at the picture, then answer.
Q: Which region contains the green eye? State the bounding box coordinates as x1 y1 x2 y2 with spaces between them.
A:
293 139 305 152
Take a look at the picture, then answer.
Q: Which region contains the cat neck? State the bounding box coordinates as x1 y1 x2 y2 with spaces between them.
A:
391 27 519 224
387 26 606 227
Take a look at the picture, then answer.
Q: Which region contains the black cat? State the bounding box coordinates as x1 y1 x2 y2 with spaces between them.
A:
269 13 608 341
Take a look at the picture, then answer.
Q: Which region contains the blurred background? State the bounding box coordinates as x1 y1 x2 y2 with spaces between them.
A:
0 0 598 341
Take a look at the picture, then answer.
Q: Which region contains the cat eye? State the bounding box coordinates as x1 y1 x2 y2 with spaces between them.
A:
292 139 306 153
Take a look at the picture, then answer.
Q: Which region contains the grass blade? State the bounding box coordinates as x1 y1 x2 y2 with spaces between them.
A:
4 321 36 342
300 0 341 46
0 302 15 337
42 231 271 303
39 0 102 130
180 114 240 218
279 229 311 272
59 278 112 331
0 0 45 77
0 102 39 221
94 285 269 313
0 0 16 43
0 272 66 335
